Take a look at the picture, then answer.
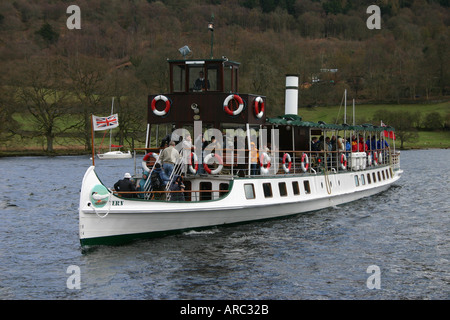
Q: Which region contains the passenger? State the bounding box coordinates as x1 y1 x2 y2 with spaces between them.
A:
351 136 358 152
371 135 377 151
137 171 149 198
377 137 389 150
159 141 180 177
330 136 337 151
250 138 259 175
337 136 345 152
151 163 170 187
311 137 319 151
358 135 367 152
193 71 210 91
169 175 185 201
114 173 136 198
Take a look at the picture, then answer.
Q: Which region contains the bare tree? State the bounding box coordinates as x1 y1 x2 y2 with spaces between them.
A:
10 56 71 152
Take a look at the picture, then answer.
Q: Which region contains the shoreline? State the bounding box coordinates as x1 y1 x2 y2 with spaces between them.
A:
0 147 448 158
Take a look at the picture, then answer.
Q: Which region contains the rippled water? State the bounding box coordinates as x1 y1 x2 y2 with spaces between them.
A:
0 150 448 300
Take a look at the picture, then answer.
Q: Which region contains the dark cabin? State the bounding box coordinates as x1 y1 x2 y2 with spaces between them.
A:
147 58 267 131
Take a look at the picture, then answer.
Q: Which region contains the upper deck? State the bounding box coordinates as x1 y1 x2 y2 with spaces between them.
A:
147 58 266 127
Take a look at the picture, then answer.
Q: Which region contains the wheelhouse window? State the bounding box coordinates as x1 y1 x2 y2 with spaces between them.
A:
244 184 255 200
172 64 186 92
263 183 273 198
278 182 287 197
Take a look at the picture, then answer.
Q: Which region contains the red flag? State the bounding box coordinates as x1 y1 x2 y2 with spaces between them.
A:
381 121 396 140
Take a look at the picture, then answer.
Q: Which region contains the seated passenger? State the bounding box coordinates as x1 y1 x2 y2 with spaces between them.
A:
114 172 136 198
169 175 185 201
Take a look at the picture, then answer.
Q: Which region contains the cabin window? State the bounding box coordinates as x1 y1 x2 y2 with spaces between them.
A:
382 171 386 180
172 65 186 92
386 169 390 179
361 174 366 185
303 180 311 194
377 171 381 182
390 168 394 178
200 182 212 200
263 183 273 198
372 172 377 183
278 182 287 197
219 183 229 198
367 173 372 184
354 175 360 187
244 184 255 200
292 181 300 195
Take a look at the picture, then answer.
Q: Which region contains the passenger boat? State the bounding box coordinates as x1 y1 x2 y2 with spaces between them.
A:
79 57 402 246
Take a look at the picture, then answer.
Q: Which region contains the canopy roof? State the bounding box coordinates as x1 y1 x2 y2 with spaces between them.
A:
267 114 395 132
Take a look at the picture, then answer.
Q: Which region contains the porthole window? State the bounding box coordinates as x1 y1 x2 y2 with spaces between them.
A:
292 181 300 195
304 180 311 194
263 183 272 198
278 182 287 197
354 175 360 187
244 184 255 200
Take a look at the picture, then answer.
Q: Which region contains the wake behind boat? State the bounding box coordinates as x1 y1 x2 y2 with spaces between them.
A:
79 56 402 246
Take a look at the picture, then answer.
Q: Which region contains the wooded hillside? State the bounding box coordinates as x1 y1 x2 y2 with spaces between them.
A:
0 0 449 151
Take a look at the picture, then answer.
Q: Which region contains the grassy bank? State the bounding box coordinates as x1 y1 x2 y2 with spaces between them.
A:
1 102 449 156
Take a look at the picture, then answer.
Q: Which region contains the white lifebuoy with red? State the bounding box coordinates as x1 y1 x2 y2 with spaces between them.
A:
203 153 223 174
142 152 159 172
189 152 199 174
259 152 271 175
340 153 347 170
254 96 264 119
151 95 171 116
367 152 372 166
223 94 244 116
301 153 309 172
282 153 292 173
373 151 378 165
378 151 383 164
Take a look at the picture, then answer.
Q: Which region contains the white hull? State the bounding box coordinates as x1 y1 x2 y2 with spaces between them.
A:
97 151 132 160
79 165 402 246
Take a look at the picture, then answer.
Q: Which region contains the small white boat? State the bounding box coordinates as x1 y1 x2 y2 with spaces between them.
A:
97 150 132 160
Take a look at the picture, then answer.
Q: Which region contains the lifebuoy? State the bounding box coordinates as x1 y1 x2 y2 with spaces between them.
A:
254 96 264 119
142 152 159 172
301 153 309 172
367 152 372 166
189 152 199 174
259 152 271 174
373 151 378 165
340 154 347 170
203 153 223 174
378 151 383 164
151 95 171 116
282 153 292 173
223 94 244 116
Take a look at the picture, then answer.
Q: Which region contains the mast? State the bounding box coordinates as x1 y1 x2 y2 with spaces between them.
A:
110 97 114 152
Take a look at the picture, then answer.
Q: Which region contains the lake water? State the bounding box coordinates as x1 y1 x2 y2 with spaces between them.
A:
0 149 448 302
